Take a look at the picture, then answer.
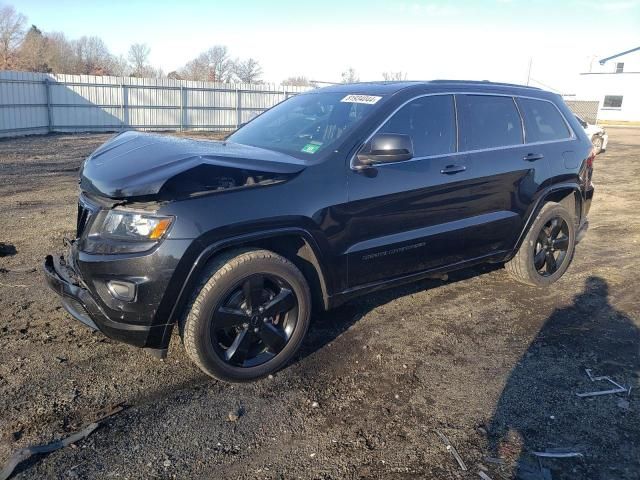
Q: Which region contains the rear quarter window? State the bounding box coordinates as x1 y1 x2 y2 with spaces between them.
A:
456 95 523 151
517 98 572 143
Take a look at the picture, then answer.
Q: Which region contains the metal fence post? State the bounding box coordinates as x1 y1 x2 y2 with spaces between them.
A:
44 78 53 132
235 87 241 130
120 82 125 129
180 85 184 131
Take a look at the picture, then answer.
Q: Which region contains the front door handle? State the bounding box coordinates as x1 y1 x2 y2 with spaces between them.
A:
524 153 544 162
440 164 466 175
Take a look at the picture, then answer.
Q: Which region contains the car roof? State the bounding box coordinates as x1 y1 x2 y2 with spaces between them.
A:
316 80 546 97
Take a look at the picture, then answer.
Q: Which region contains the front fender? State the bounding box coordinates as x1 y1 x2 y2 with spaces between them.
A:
162 225 331 330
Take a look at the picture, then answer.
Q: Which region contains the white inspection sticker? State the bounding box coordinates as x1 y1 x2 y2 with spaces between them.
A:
340 94 382 105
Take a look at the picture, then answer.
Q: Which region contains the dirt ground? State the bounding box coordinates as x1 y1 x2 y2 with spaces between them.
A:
0 128 638 480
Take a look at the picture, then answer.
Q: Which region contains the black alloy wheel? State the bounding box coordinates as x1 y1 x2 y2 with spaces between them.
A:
506 202 576 287
211 273 298 368
533 216 570 276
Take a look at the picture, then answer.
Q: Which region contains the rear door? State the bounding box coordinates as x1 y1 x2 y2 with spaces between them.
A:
451 93 549 258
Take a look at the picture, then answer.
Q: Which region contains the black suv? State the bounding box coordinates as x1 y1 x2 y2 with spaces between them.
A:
45 81 595 382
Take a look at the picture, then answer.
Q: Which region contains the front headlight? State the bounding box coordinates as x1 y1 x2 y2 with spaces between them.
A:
84 210 174 254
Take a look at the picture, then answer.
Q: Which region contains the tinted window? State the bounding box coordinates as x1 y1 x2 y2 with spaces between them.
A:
456 95 523 151
378 95 456 157
517 98 571 143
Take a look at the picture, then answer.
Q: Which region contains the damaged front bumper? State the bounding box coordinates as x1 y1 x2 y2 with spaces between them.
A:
43 253 171 358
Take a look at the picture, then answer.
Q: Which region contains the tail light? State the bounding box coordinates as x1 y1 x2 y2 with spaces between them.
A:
586 147 596 169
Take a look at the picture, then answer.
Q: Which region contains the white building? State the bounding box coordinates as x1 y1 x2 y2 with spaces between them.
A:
573 47 640 123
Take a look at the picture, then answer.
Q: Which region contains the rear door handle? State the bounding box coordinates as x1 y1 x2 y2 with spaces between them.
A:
440 164 466 175
523 153 544 162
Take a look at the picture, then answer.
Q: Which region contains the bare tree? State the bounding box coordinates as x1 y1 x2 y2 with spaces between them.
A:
341 67 359 83
203 45 232 82
17 25 48 71
180 45 233 82
111 54 130 77
382 71 408 81
4 10 163 77
128 42 150 76
42 32 73 73
232 57 262 83
0 4 26 69
72 36 115 75
180 57 207 81
282 76 310 87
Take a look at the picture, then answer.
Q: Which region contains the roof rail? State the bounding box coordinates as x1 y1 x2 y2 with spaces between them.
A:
429 79 541 90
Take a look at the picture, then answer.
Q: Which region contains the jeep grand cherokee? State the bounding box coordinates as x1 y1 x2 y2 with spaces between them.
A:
44 81 595 382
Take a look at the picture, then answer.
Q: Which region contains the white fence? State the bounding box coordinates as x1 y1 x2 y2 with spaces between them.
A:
563 99 600 125
0 71 309 138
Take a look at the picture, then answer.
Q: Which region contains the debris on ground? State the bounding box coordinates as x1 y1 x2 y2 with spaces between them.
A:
576 368 628 398
531 450 584 459
0 404 125 480
227 405 245 423
478 471 493 480
521 448 585 480
617 398 630 410
434 430 467 471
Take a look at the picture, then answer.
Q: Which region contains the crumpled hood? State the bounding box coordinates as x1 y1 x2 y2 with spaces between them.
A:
80 131 306 199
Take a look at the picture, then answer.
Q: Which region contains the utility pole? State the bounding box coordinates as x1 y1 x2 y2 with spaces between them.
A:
526 57 532 86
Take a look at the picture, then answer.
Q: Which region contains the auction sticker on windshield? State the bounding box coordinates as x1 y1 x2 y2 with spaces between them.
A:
340 95 382 105
301 142 322 154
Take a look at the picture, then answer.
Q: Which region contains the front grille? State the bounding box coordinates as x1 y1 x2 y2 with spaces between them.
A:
76 196 98 238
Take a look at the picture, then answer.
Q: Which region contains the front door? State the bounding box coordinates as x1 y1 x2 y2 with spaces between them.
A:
344 94 477 287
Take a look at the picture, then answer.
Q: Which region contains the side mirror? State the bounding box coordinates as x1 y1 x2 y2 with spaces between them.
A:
355 133 413 168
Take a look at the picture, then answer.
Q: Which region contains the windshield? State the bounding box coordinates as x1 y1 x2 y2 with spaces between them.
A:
227 92 383 158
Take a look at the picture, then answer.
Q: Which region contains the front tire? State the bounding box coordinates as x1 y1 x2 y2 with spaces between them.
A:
593 136 603 154
506 202 576 287
181 249 311 382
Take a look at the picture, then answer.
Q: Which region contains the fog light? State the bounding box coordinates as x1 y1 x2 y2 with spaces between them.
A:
107 280 136 302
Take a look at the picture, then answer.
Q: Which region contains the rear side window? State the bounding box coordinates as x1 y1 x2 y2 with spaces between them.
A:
378 94 456 157
517 98 571 143
456 95 523 151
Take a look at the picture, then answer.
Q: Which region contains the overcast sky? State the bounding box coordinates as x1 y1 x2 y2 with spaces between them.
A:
11 0 640 91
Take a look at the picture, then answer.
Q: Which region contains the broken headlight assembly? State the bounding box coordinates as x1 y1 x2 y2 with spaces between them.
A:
83 209 174 254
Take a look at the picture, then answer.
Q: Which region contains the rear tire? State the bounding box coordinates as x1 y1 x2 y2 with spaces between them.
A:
181 249 311 382
506 202 576 287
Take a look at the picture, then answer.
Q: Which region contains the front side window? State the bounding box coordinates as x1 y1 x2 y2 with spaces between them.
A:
456 95 523 151
603 95 623 108
228 92 382 159
517 98 571 143
377 94 456 157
